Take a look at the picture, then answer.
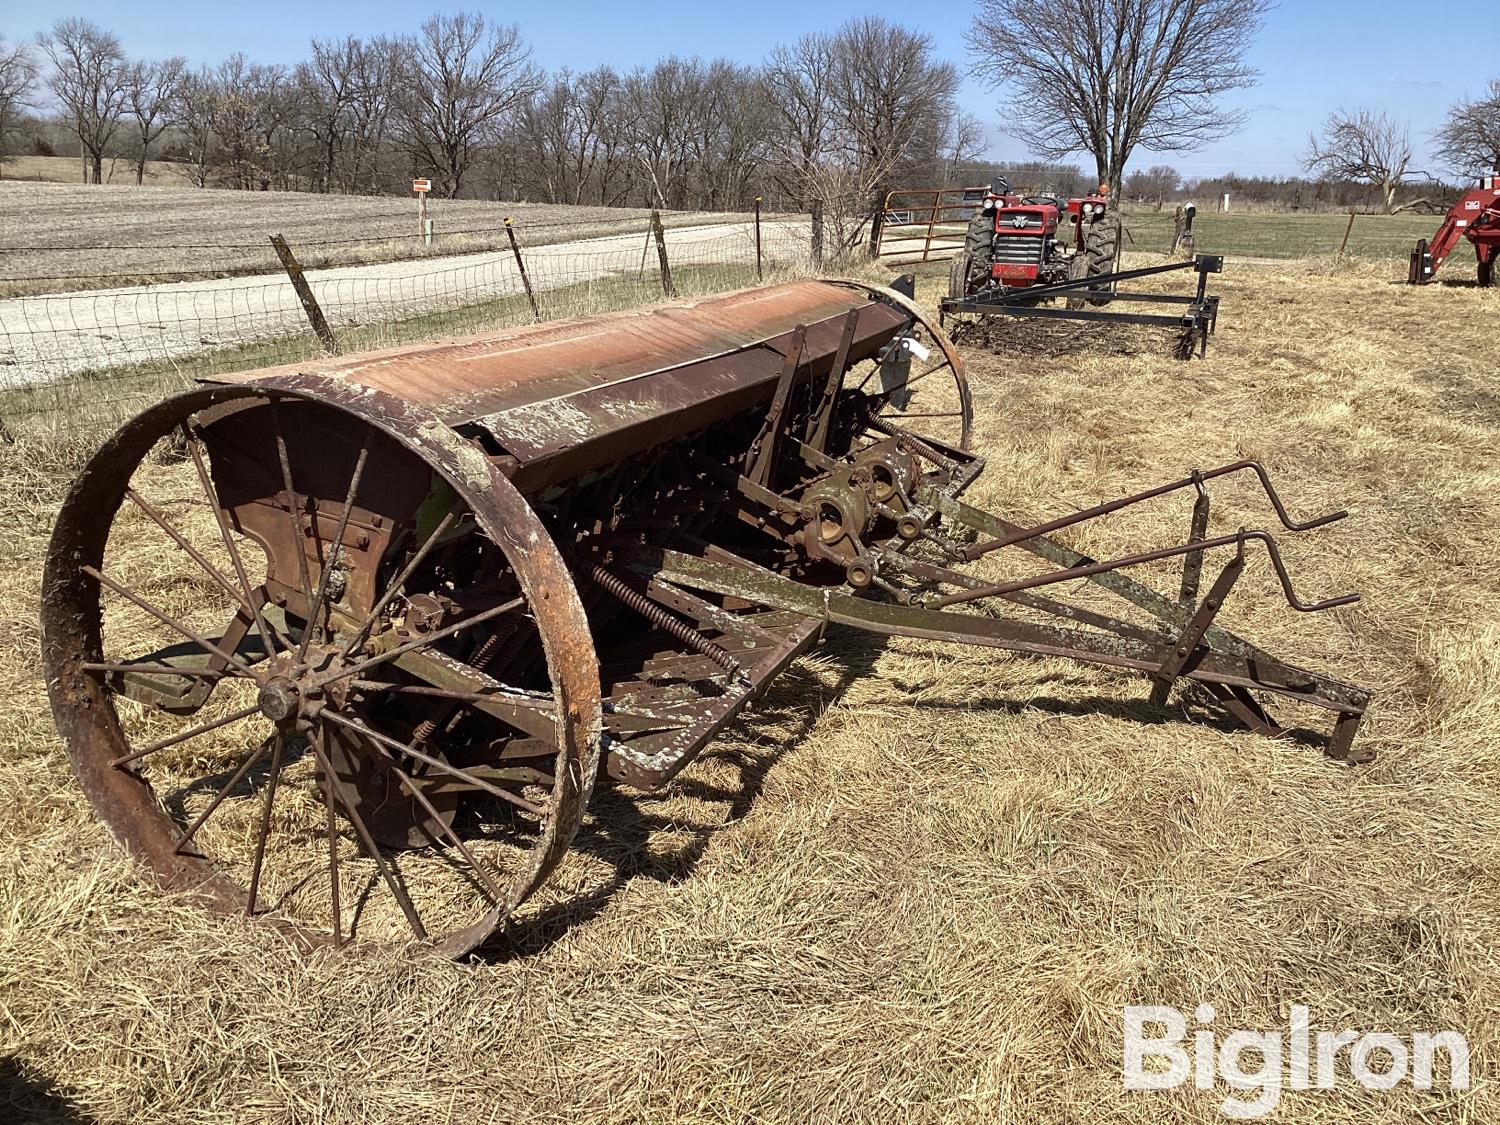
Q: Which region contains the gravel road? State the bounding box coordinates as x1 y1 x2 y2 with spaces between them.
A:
0 220 812 387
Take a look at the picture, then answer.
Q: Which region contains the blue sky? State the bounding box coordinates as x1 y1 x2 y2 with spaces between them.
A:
4 1 1481 179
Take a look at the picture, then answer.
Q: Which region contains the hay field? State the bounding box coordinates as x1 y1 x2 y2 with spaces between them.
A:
1 258 1498 1123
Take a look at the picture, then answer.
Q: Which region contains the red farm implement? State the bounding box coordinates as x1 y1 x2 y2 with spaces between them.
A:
1408 175 1500 285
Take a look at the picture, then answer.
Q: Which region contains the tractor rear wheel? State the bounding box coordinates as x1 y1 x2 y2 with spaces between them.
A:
1083 212 1121 306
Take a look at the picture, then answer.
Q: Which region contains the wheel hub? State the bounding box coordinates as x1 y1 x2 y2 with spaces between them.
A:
256 676 299 723
256 645 347 726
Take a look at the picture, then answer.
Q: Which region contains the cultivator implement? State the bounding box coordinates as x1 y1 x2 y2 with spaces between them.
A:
941 255 1224 358
42 279 1370 955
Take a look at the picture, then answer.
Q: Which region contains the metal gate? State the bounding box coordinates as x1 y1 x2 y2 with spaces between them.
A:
872 187 980 264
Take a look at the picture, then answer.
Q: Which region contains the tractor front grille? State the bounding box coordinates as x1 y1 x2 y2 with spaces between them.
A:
991 234 1045 266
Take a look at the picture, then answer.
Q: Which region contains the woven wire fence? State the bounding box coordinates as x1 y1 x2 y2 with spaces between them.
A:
0 213 815 433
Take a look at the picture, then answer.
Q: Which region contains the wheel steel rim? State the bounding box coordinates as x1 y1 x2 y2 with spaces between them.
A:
41 375 603 957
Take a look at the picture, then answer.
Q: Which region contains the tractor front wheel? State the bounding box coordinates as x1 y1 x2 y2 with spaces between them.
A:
948 254 971 300
1065 253 1090 310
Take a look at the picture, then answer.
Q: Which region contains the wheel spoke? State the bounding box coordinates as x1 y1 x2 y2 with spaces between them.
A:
181 421 283 658
124 487 295 653
268 396 317 624
311 734 343 946
244 731 286 915
330 757 428 941
322 597 525 687
901 358 953 390
857 355 950 394
83 661 230 677
109 704 261 768
321 708 545 817
340 511 458 659
175 738 271 854
387 763 503 903
300 439 370 661
84 565 259 679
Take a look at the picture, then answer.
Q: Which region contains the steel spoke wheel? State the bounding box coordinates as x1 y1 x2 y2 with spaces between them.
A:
42 377 602 956
825 277 973 454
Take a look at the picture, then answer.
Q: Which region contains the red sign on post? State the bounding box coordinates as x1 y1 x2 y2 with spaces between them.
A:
412 178 432 194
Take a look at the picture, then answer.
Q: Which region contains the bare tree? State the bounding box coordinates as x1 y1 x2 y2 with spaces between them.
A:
1302 108 1414 213
1124 164 1180 205
38 17 130 184
1433 79 1500 180
966 0 1268 192
621 58 700 209
837 18 958 194
124 56 185 185
763 32 836 200
766 18 960 253
342 38 395 194
518 67 622 204
0 36 39 163
300 36 368 193
942 113 986 184
390 12 539 197
172 67 219 188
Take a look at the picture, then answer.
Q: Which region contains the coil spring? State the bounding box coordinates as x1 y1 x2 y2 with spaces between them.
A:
410 619 524 744
589 563 741 678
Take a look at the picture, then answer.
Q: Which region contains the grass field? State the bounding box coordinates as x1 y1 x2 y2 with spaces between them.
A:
0 255 1497 1122
0 154 183 187
1120 209 1446 263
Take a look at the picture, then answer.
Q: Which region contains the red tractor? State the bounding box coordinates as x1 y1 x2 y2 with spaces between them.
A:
949 176 1120 304
1408 175 1500 285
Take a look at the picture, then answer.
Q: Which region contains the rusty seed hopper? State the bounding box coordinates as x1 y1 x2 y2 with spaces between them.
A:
41 279 1371 955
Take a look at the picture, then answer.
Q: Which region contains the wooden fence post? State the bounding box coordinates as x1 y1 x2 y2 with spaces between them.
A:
505 218 541 322
269 234 339 355
868 189 887 257
1337 212 1357 258
753 196 764 281
810 200 824 271
650 210 677 298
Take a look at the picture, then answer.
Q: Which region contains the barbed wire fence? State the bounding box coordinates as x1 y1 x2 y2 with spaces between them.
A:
0 208 818 435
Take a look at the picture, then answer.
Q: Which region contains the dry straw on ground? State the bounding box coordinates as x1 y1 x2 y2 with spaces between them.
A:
0 257 1497 1123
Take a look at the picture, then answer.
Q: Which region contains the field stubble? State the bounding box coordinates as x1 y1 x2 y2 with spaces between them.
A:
0 257 1498 1122
0 180 758 293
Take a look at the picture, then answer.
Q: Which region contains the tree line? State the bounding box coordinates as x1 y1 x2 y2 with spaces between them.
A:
0 13 975 237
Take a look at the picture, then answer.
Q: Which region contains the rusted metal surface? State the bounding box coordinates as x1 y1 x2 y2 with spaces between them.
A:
42 277 1372 956
210 281 881 422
